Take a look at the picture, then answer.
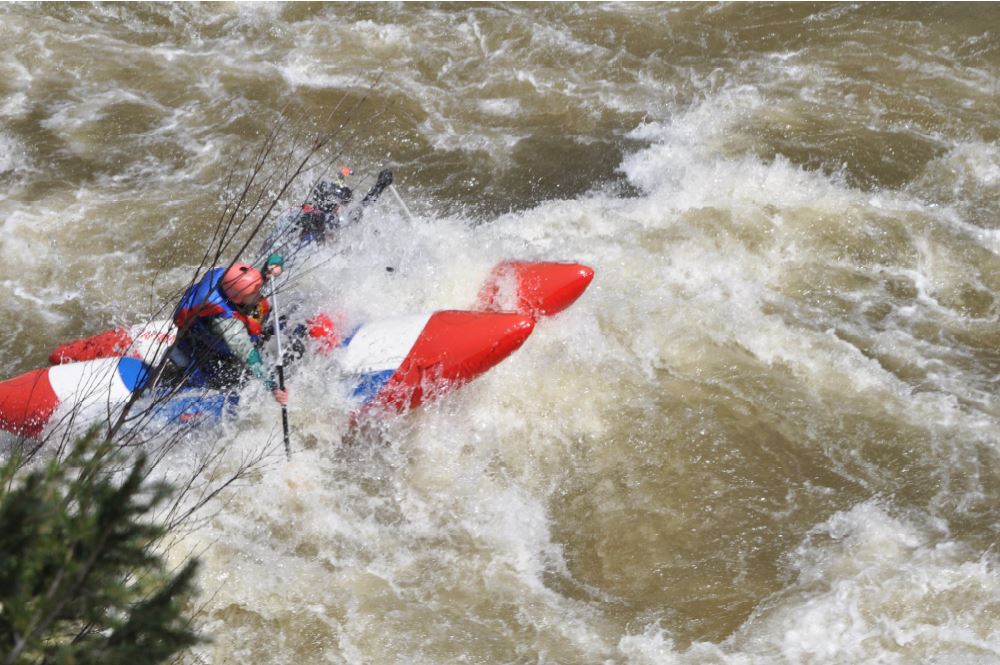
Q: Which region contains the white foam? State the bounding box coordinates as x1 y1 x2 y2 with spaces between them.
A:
477 97 522 116
613 503 1000 664
0 133 28 177
740 503 998 662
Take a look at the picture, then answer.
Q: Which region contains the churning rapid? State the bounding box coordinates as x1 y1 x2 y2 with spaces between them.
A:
2 2 1000 663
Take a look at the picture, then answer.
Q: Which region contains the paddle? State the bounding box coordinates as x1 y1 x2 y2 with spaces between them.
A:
388 183 415 223
361 168 395 207
269 274 291 460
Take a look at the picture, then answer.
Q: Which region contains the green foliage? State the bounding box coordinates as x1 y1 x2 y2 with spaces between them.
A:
0 432 199 665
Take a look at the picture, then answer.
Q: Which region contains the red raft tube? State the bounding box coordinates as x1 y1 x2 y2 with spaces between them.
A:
476 261 595 317
343 310 536 417
0 357 149 439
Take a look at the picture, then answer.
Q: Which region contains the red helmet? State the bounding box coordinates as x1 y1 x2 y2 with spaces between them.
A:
221 263 264 305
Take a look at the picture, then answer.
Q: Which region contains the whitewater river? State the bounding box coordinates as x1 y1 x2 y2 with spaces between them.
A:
2 3 1000 663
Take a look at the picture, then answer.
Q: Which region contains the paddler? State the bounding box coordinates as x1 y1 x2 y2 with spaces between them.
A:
294 166 394 245
168 254 289 405
256 166 394 276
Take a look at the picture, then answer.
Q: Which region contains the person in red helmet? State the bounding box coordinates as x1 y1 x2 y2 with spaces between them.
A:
258 166 394 274
170 254 288 405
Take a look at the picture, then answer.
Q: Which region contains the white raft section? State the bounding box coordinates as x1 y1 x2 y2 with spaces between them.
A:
125 318 177 365
47 357 142 430
338 313 432 376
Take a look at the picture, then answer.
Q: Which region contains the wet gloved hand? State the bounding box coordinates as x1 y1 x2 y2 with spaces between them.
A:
376 169 393 189
265 253 284 277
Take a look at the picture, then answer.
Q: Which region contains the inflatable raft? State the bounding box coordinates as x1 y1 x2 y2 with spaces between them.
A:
0 261 594 439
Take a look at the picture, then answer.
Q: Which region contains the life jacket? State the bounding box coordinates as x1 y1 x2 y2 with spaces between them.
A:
237 297 271 338
173 268 271 357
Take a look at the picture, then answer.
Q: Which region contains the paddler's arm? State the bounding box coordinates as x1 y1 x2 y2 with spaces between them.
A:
361 169 393 207
207 317 289 405
344 169 393 227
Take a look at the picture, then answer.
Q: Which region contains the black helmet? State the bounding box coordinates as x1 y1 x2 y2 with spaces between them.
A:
310 180 354 211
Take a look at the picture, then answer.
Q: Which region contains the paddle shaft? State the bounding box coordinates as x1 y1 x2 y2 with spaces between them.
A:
389 184 415 223
269 275 291 459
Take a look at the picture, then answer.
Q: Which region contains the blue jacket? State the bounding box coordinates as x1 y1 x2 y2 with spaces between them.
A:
174 268 270 357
